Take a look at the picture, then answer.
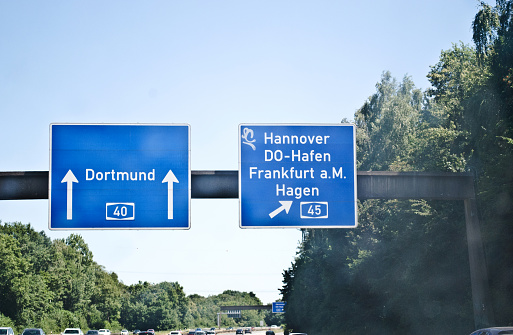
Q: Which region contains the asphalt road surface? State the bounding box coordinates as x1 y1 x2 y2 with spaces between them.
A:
221 331 282 335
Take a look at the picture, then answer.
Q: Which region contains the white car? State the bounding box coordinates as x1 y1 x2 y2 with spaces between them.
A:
98 330 110 335
121 330 128 335
0 328 15 335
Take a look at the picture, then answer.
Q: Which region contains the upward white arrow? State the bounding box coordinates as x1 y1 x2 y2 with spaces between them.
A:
61 170 78 220
162 170 179 219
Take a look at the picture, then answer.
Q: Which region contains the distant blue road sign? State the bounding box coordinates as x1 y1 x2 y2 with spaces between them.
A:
239 124 357 228
272 301 286 313
49 124 190 229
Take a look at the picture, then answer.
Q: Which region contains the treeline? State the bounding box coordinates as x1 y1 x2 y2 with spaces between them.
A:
0 222 275 332
281 1 513 334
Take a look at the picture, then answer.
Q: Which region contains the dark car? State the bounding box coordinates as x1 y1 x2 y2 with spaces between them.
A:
86 331 98 335
22 329 45 335
470 327 513 335
137 332 153 335
265 331 275 335
244 329 251 334
235 330 243 335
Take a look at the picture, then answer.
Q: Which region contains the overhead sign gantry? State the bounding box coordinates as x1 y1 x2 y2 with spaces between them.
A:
239 124 357 228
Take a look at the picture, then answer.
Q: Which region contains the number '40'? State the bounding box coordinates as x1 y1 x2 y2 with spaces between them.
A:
113 206 128 217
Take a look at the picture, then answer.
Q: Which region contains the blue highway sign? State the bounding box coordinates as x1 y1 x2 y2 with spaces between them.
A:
49 124 190 230
239 124 357 228
272 301 287 313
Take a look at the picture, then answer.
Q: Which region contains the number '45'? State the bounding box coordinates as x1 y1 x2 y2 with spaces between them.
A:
308 205 322 216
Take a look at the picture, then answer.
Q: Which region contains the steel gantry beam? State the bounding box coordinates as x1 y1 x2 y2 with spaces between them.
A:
0 170 476 200
0 170 494 328
220 305 272 311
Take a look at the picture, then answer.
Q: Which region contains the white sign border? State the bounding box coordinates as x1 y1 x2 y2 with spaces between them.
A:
49 122 191 230
238 123 358 229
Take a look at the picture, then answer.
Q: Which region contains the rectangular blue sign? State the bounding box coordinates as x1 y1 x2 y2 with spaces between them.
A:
239 124 357 228
272 301 286 313
49 124 190 230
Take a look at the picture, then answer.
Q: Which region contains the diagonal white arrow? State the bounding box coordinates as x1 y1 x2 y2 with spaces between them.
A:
269 200 293 219
162 170 179 219
61 170 78 220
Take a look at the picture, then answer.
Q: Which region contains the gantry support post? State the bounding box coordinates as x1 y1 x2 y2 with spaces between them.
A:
0 170 494 328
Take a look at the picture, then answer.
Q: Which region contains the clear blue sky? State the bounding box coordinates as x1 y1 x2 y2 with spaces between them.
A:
0 0 479 304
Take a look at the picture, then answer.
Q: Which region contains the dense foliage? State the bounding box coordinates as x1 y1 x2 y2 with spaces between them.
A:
281 1 513 334
2 2 512 335
0 222 268 333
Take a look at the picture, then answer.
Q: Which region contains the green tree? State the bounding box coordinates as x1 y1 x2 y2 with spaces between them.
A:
0 223 56 329
470 0 513 325
281 69 478 334
91 270 124 328
355 72 423 171
426 42 491 131
0 313 14 328
0 233 28 323
120 281 188 330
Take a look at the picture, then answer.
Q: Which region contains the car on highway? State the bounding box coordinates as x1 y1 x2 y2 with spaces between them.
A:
137 332 153 335
244 328 251 334
0 328 14 335
169 332 181 335
470 327 513 335
63 329 83 335
265 331 275 335
206 332 215 335
186 331 195 335
22 329 45 335
195 332 205 335
98 329 110 335
289 333 308 335
132 331 140 335
121 330 128 335
86 331 98 335
235 330 243 335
